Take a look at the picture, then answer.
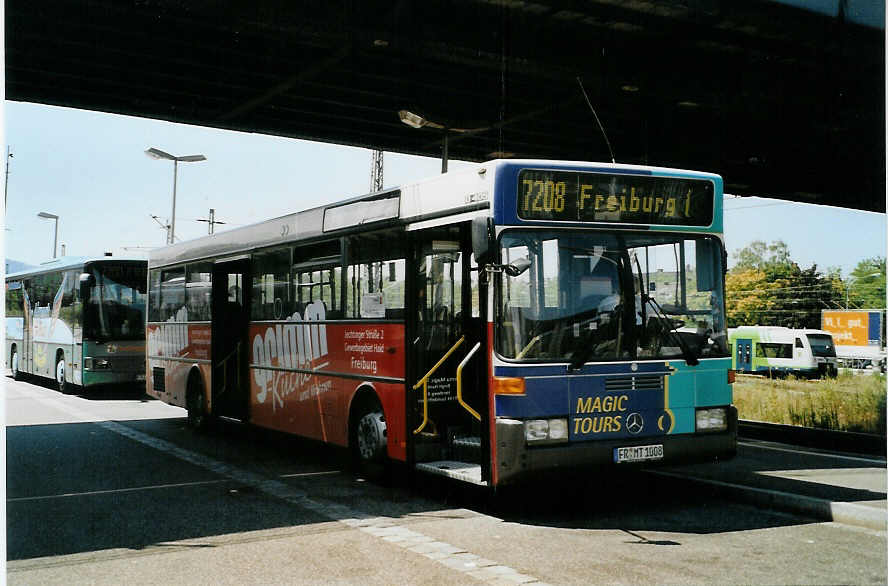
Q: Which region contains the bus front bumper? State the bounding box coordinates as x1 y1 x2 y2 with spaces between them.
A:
494 406 738 486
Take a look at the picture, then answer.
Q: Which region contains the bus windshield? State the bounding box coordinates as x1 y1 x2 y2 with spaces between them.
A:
84 262 147 341
806 334 836 357
496 230 729 364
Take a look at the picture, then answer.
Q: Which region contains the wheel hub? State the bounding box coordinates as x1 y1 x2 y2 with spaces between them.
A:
356 411 386 461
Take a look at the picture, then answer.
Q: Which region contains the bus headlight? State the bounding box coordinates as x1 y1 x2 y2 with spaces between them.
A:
696 407 728 433
84 357 112 371
525 418 569 444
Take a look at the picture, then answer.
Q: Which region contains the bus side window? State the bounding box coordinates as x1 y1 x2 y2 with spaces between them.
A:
6 281 23 317
251 248 290 321
186 263 213 321
159 268 186 322
149 270 162 321
62 270 80 329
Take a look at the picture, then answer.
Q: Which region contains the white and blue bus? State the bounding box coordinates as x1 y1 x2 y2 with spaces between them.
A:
6 256 148 392
146 159 736 487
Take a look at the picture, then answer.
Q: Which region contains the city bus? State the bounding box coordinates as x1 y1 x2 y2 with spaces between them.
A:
729 326 838 378
6 256 148 392
146 159 736 487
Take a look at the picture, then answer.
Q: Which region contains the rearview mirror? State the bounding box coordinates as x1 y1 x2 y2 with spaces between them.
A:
505 257 532 277
471 217 492 264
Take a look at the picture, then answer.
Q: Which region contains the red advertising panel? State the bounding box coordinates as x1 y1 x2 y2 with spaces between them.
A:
248 321 406 457
146 322 212 406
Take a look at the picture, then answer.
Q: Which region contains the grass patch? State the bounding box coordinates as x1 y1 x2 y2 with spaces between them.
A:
733 372 887 435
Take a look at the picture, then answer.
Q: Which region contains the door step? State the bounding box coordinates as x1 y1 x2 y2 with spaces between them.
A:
452 436 481 449
450 435 482 463
415 461 487 486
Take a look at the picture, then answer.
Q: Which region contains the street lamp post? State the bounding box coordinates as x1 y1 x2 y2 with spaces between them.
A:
37 211 59 258
145 147 207 244
398 110 487 173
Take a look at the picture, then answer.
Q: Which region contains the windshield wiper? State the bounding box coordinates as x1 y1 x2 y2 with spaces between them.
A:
645 295 699 366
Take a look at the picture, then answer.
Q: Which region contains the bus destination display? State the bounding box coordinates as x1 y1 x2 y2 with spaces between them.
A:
517 169 714 226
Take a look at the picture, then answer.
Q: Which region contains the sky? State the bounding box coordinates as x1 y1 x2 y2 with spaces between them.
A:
2 101 886 277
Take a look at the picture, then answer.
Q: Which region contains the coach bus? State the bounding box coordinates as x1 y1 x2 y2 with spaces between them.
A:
146 159 736 487
6 256 148 392
729 326 838 378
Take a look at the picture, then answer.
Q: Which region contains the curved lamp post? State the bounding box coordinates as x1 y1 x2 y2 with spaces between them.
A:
37 211 59 258
145 147 206 244
398 110 488 173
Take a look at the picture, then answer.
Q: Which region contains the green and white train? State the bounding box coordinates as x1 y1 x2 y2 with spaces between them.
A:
728 325 838 378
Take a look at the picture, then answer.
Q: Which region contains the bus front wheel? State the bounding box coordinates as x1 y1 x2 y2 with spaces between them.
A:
55 354 69 394
351 399 388 481
11 348 21 380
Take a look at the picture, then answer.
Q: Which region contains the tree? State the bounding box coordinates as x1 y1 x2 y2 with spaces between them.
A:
725 267 777 327
846 257 886 309
726 241 845 328
732 239 792 271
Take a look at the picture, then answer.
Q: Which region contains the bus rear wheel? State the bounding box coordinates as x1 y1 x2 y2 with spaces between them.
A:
186 375 212 431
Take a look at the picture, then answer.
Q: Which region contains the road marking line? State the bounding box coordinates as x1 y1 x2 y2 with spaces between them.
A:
7 479 232 502
278 470 341 479
20 388 547 584
739 440 887 465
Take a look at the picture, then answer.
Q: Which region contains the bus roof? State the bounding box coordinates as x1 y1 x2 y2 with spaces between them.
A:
6 255 146 281
149 159 723 269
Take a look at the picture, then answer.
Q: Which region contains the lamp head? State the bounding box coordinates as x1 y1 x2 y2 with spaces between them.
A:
145 147 176 161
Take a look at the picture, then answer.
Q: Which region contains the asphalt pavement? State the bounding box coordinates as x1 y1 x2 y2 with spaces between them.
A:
654 438 887 531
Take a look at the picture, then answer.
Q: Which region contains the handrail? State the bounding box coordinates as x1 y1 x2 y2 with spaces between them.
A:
456 342 482 421
413 335 465 434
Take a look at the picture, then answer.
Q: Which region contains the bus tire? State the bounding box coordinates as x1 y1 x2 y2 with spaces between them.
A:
55 352 70 394
186 372 212 431
350 395 388 481
11 347 22 381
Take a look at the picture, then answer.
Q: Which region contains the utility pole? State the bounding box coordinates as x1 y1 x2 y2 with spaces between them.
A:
197 208 226 234
370 150 384 192
5 147 13 208
151 215 171 244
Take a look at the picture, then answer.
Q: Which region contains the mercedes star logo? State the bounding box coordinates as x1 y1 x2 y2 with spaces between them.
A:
626 412 644 434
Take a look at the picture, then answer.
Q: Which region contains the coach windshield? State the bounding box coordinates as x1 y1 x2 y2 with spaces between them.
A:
83 262 148 341
495 230 729 364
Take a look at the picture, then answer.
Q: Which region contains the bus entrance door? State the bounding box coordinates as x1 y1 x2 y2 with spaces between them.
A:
211 259 251 421
408 228 489 485
22 279 33 375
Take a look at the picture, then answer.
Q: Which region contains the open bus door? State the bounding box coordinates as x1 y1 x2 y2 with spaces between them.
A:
407 225 490 485
211 258 251 420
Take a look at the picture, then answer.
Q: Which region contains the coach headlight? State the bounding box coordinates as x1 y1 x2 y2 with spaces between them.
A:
84 357 112 371
525 418 569 444
696 407 728 433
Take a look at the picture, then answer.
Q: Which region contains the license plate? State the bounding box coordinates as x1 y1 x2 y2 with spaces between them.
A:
614 444 664 463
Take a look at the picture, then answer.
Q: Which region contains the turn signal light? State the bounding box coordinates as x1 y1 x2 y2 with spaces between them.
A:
492 376 525 395
727 369 736 384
